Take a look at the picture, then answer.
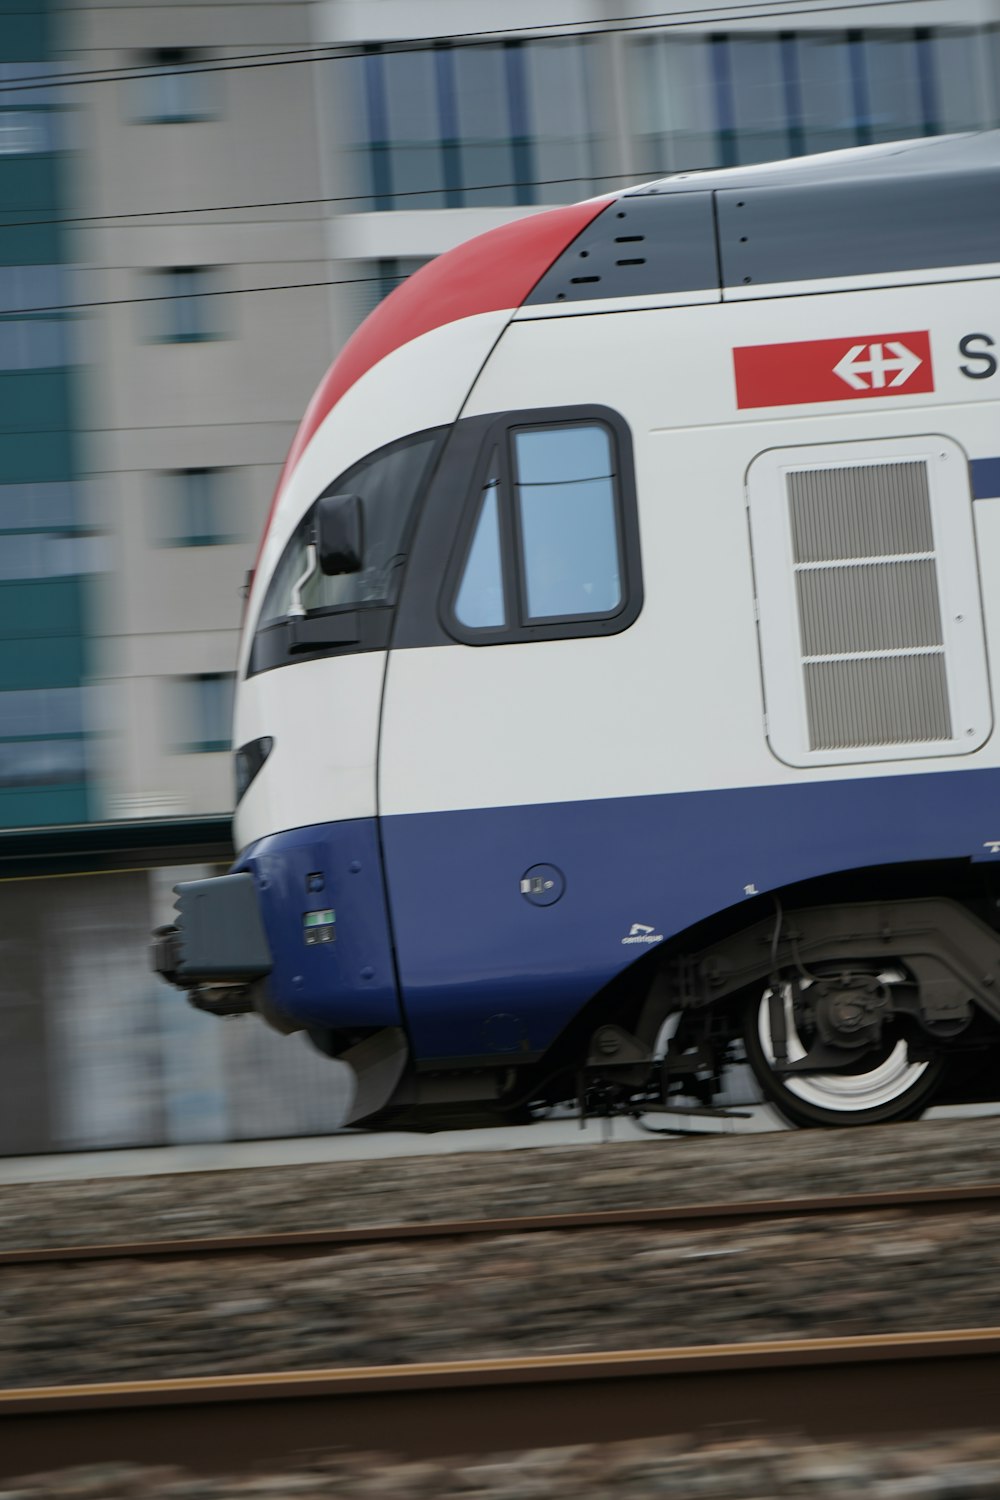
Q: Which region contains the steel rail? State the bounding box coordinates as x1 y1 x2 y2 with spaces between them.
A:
2 1329 999 1478
3 1181 1000 1266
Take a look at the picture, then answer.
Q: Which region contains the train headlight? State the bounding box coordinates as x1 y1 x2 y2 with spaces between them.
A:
234 735 274 802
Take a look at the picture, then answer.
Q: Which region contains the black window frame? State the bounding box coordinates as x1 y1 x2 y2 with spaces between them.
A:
248 425 447 677
441 404 642 646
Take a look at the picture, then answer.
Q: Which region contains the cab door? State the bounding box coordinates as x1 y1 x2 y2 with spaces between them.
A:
377 401 646 1066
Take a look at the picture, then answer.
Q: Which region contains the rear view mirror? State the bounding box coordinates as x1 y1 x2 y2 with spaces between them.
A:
316 494 364 576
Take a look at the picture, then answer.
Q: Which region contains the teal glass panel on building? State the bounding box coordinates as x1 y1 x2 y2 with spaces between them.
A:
0 0 90 830
0 0 46 62
0 369 73 433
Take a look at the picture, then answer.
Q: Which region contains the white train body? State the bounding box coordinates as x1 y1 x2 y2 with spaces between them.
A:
156 132 1000 1130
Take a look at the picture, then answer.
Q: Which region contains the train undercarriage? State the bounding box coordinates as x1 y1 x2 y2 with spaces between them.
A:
154 862 1000 1133
335 884 1000 1133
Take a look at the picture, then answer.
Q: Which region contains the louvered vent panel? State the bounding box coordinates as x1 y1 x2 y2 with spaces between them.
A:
786 458 950 751
804 655 952 748
788 462 934 561
795 560 943 656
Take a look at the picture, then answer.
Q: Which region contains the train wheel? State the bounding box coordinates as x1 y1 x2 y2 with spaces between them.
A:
742 973 944 1128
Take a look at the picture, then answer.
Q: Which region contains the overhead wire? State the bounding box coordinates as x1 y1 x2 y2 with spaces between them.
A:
0 272 428 320
0 164 644 314
0 168 640 231
0 169 632 316
0 0 962 95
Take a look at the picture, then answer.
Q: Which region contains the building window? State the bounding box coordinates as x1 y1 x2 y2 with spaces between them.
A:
0 112 48 155
794 32 866 156
0 266 70 316
631 24 995 176
935 28 993 134
523 41 599 204
446 408 641 646
0 532 103 579
156 469 238 547
0 481 99 580
0 481 77 532
147 267 224 343
0 317 69 371
173 674 235 753
344 38 599 211
131 48 214 123
0 737 87 786
0 687 87 786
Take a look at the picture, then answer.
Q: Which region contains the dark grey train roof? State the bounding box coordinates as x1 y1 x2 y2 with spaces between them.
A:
628 129 1000 194
526 131 1000 305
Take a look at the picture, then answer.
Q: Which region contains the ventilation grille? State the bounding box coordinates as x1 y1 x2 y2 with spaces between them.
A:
786 461 952 750
789 462 933 559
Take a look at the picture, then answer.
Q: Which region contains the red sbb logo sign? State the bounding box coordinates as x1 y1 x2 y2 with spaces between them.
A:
733 332 934 409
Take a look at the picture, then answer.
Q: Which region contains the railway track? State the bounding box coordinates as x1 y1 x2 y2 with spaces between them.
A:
2 1328 999 1479
6 1181 998 1479
4 1180 1000 1265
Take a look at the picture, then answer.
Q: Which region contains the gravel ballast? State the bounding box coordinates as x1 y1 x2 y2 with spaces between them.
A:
4 1122 1000 1495
7 1434 1000 1500
1 1118 1000 1388
4 1115 1000 1251
0 1209 996 1386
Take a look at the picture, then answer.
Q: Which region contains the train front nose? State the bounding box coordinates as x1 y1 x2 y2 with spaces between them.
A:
151 845 411 1126
153 821 404 1033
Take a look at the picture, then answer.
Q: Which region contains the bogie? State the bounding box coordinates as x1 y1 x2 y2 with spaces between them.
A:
742 974 946 1129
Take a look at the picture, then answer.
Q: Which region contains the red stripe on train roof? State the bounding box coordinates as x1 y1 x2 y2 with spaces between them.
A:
253 197 614 570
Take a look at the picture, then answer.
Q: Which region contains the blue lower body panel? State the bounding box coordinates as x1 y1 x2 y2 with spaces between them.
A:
233 819 402 1032
235 767 1000 1058
380 765 1000 1061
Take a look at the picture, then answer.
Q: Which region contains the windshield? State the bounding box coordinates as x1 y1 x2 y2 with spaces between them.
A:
258 430 441 625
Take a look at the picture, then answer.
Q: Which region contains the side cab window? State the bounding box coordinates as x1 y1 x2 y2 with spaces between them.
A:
445 407 641 644
248 427 444 675
259 429 443 626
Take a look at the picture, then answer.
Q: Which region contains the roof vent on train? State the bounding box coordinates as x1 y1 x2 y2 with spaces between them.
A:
524 192 717 306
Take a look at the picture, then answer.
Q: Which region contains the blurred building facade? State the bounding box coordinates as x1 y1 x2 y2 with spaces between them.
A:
3 0 1000 1152
0 0 352 1152
0 0 88 832
320 0 1000 337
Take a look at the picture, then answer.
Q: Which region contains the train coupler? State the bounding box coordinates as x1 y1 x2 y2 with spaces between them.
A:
150 872 273 1011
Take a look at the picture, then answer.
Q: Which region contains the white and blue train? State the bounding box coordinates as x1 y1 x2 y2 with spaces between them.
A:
155 130 1000 1131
